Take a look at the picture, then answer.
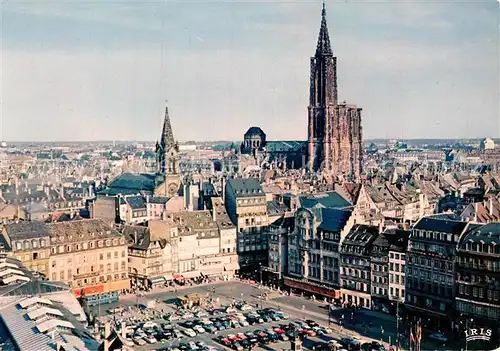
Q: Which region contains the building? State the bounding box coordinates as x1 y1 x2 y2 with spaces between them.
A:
1 221 51 277
46 219 130 299
388 231 409 305
455 222 500 347
123 207 238 288
122 220 177 289
306 4 362 180
225 178 268 269
340 224 379 308
405 214 467 331
370 233 390 312
287 205 354 300
241 127 266 156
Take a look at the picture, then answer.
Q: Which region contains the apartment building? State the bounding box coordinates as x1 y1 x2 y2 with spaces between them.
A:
405 214 466 331
287 206 353 300
1 221 51 276
225 178 268 269
46 219 130 297
340 224 379 309
455 222 500 345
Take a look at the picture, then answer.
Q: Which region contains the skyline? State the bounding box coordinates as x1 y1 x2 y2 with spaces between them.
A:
1 1 498 142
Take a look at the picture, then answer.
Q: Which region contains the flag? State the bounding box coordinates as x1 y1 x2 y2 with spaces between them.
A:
410 329 415 344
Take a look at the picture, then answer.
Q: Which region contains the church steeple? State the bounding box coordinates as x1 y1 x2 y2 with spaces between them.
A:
315 1 333 57
156 102 179 176
160 104 175 151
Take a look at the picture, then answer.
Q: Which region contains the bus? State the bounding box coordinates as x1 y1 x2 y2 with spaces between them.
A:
85 291 119 307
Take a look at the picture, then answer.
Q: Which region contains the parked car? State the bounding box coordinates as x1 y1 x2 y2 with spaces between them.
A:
183 328 196 337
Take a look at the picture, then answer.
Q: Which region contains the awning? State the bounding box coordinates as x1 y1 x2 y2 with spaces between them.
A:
149 276 166 285
172 273 183 280
224 261 240 272
181 271 200 279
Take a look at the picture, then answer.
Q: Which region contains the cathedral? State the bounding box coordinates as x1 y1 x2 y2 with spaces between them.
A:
307 3 363 181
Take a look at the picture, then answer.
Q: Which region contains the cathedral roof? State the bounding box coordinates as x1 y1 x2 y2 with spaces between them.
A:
244 126 266 137
315 2 333 56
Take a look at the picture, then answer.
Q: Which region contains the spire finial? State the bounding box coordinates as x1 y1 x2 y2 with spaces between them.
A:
315 0 332 56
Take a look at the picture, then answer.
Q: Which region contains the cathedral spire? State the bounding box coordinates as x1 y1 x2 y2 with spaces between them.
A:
160 103 175 150
315 0 333 56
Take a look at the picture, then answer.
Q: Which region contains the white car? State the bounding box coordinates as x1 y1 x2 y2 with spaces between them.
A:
322 327 332 334
193 325 205 334
146 335 157 344
239 319 249 327
188 341 198 349
183 328 197 337
240 305 253 311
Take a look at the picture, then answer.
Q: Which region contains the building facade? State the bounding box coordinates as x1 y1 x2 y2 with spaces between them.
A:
1 221 51 277
388 237 407 304
287 207 353 300
340 224 379 308
225 178 269 269
405 215 467 331
306 4 362 180
455 222 500 346
46 219 130 297
370 234 390 312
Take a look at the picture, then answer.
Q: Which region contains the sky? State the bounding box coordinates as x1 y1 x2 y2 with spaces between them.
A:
0 0 498 142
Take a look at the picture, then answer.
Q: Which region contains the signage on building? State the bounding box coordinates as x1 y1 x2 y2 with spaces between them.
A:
74 284 105 297
284 278 340 299
464 328 492 342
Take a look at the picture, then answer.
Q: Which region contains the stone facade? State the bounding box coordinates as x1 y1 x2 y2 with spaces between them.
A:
307 4 362 181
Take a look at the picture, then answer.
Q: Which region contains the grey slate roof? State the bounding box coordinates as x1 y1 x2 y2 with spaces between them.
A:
3 221 49 240
265 141 306 153
299 191 352 209
126 195 146 210
121 225 150 250
227 178 264 197
317 208 352 232
267 200 288 216
413 214 467 234
99 172 156 196
458 222 500 248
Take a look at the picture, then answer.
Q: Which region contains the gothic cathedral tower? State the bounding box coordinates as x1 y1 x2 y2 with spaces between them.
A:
155 104 181 196
307 3 363 181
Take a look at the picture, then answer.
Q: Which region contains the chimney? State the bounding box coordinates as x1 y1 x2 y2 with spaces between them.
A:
489 197 494 216
134 231 138 244
474 202 479 222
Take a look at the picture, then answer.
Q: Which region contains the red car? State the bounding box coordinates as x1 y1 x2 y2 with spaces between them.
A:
301 329 316 337
273 327 285 334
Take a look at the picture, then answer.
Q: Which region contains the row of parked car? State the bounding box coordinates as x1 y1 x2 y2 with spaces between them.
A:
214 319 334 350
178 307 290 337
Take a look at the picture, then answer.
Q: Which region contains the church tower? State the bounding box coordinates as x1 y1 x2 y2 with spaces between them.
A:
306 2 363 181
155 104 181 196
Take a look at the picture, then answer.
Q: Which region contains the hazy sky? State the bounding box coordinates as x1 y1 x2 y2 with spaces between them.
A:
1 0 498 142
